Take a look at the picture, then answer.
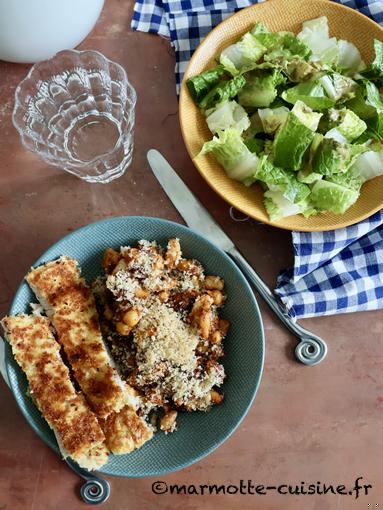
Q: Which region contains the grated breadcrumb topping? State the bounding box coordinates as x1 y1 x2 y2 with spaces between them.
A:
95 238 228 429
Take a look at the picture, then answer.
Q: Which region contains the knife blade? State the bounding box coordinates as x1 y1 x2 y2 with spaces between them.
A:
147 149 328 366
147 150 233 252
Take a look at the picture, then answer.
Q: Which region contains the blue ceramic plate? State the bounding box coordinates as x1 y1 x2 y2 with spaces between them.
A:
5 216 264 477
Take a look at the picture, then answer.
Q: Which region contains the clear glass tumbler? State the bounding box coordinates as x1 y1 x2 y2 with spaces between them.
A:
13 50 136 183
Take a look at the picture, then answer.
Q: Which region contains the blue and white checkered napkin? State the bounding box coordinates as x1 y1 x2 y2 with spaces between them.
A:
132 0 383 319
275 210 383 318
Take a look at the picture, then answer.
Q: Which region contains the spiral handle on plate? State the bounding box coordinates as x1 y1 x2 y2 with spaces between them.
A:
80 479 110 505
65 458 110 505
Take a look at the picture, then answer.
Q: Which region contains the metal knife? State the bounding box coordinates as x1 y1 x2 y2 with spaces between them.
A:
147 149 327 366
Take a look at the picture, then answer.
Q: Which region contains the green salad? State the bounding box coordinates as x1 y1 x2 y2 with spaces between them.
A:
186 16 383 220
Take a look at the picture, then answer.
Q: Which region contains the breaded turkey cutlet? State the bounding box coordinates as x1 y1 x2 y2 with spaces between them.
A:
1 314 109 470
26 256 153 455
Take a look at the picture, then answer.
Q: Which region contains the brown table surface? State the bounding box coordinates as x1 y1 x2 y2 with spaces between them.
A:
1 2 382 509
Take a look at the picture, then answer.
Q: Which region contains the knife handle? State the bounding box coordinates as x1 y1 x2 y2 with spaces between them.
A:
228 247 327 366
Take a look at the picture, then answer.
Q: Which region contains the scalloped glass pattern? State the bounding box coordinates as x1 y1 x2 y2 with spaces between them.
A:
13 50 136 183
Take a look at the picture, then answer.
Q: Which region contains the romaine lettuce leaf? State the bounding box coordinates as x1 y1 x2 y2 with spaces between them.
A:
345 81 383 119
248 35 317 82
282 80 335 110
264 191 301 220
370 113 383 140
269 96 289 109
186 65 226 104
205 100 250 134
245 138 265 154
251 23 282 52
297 16 339 65
258 106 289 133
200 127 259 185
242 111 265 140
337 40 363 75
263 139 274 156
344 90 376 119
237 69 285 108
298 169 323 184
367 140 383 151
351 149 383 182
219 33 266 75
365 81 383 111
281 32 312 60
324 128 348 144
252 24 311 62
310 180 359 213
282 58 320 82
252 31 280 50
326 169 362 191
199 75 246 111
360 39 383 85
300 16 330 37
312 138 366 176
291 100 322 131
319 73 357 102
272 107 315 171
359 112 383 142
251 22 270 36
263 32 312 63
334 109 366 141
324 108 367 142
264 190 316 220
255 156 311 203
297 132 324 184
371 38 383 68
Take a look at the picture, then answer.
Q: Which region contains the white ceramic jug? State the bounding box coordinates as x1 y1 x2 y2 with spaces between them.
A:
0 0 105 63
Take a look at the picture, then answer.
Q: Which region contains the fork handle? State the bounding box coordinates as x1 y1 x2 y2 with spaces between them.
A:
65 458 110 505
228 247 327 366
